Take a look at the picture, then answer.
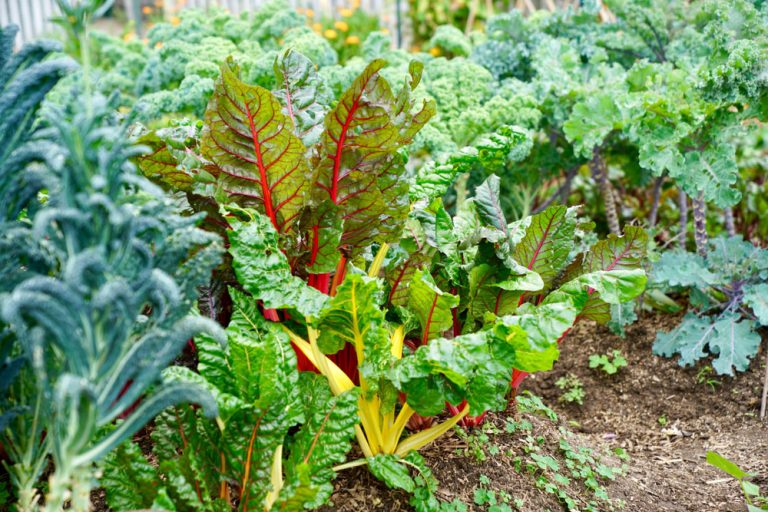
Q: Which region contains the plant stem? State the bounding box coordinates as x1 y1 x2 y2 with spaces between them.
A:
724 207 736 237
333 458 369 472
760 345 768 421
648 176 663 229
590 149 620 235
678 189 688 249
693 192 708 257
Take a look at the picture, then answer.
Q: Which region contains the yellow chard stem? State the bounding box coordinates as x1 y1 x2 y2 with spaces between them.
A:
394 404 469 457
384 403 415 454
263 445 284 510
368 242 389 278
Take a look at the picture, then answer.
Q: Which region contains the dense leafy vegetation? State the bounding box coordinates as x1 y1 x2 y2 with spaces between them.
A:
1 0 767 509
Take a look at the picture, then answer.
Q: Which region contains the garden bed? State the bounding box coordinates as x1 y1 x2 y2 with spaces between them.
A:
326 313 768 511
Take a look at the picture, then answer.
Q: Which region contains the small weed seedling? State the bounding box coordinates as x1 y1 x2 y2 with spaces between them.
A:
696 366 722 391
707 451 768 510
556 374 585 405
657 415 668 427
454 423 502 462
589 350 628 375
474 474 522 511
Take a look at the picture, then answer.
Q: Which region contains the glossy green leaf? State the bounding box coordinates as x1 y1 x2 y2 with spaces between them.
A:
407 270 459 344
228 213 327 317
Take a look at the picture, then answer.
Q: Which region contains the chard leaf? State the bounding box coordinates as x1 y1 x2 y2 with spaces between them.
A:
277 373 358 509
315 273 386 355
274 49 332 149
312 59 435 254
314 273 396 407
368 454 415 493
135 131 194 192
407 270 459 344
467 258 544 320
228 213 327 317
567 226 648 323
101 437 161 511
391 330 519 416
474 175 508 235
513 205 578 291
202 58 310 233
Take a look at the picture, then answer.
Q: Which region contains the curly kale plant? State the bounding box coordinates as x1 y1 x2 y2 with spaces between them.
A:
0 25 223 509
652 236 768 376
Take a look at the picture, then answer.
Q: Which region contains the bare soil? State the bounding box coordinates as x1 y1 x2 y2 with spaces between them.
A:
326 313 768 511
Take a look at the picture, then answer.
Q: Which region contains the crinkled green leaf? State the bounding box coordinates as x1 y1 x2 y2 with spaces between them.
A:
228 213 327 316
564 93 623 158
277 373 358 509
742 283 768 326
274 49 332 149
653 312 761 375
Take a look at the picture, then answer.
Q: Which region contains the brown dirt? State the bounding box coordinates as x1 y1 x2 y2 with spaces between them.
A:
326 313 768 511
525 313 768 512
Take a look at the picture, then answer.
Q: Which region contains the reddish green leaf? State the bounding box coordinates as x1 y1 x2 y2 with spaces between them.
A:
202 58 310 233
513 205 578 290
311 59 436 255
136 132 194 192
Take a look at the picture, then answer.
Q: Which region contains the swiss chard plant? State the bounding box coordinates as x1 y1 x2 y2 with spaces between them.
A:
651 236 768 376
384 172 648 427
138 50 436 379
0 20 223 510
225 208 541 506
102 289 358 512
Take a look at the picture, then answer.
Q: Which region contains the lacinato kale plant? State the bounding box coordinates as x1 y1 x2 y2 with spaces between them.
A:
0 19 223 509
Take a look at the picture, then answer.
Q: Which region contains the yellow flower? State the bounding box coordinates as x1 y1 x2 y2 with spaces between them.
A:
334 20 349 32
155 41 163 49
312 22 323 33
324 29 338 40
351 0 361 7
170 16 181 26
345 35 360 44
305 8 315 18
339 7 354 17
381 27 390 34
429 47 442 57
123 31 136 42
142 5 152 14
